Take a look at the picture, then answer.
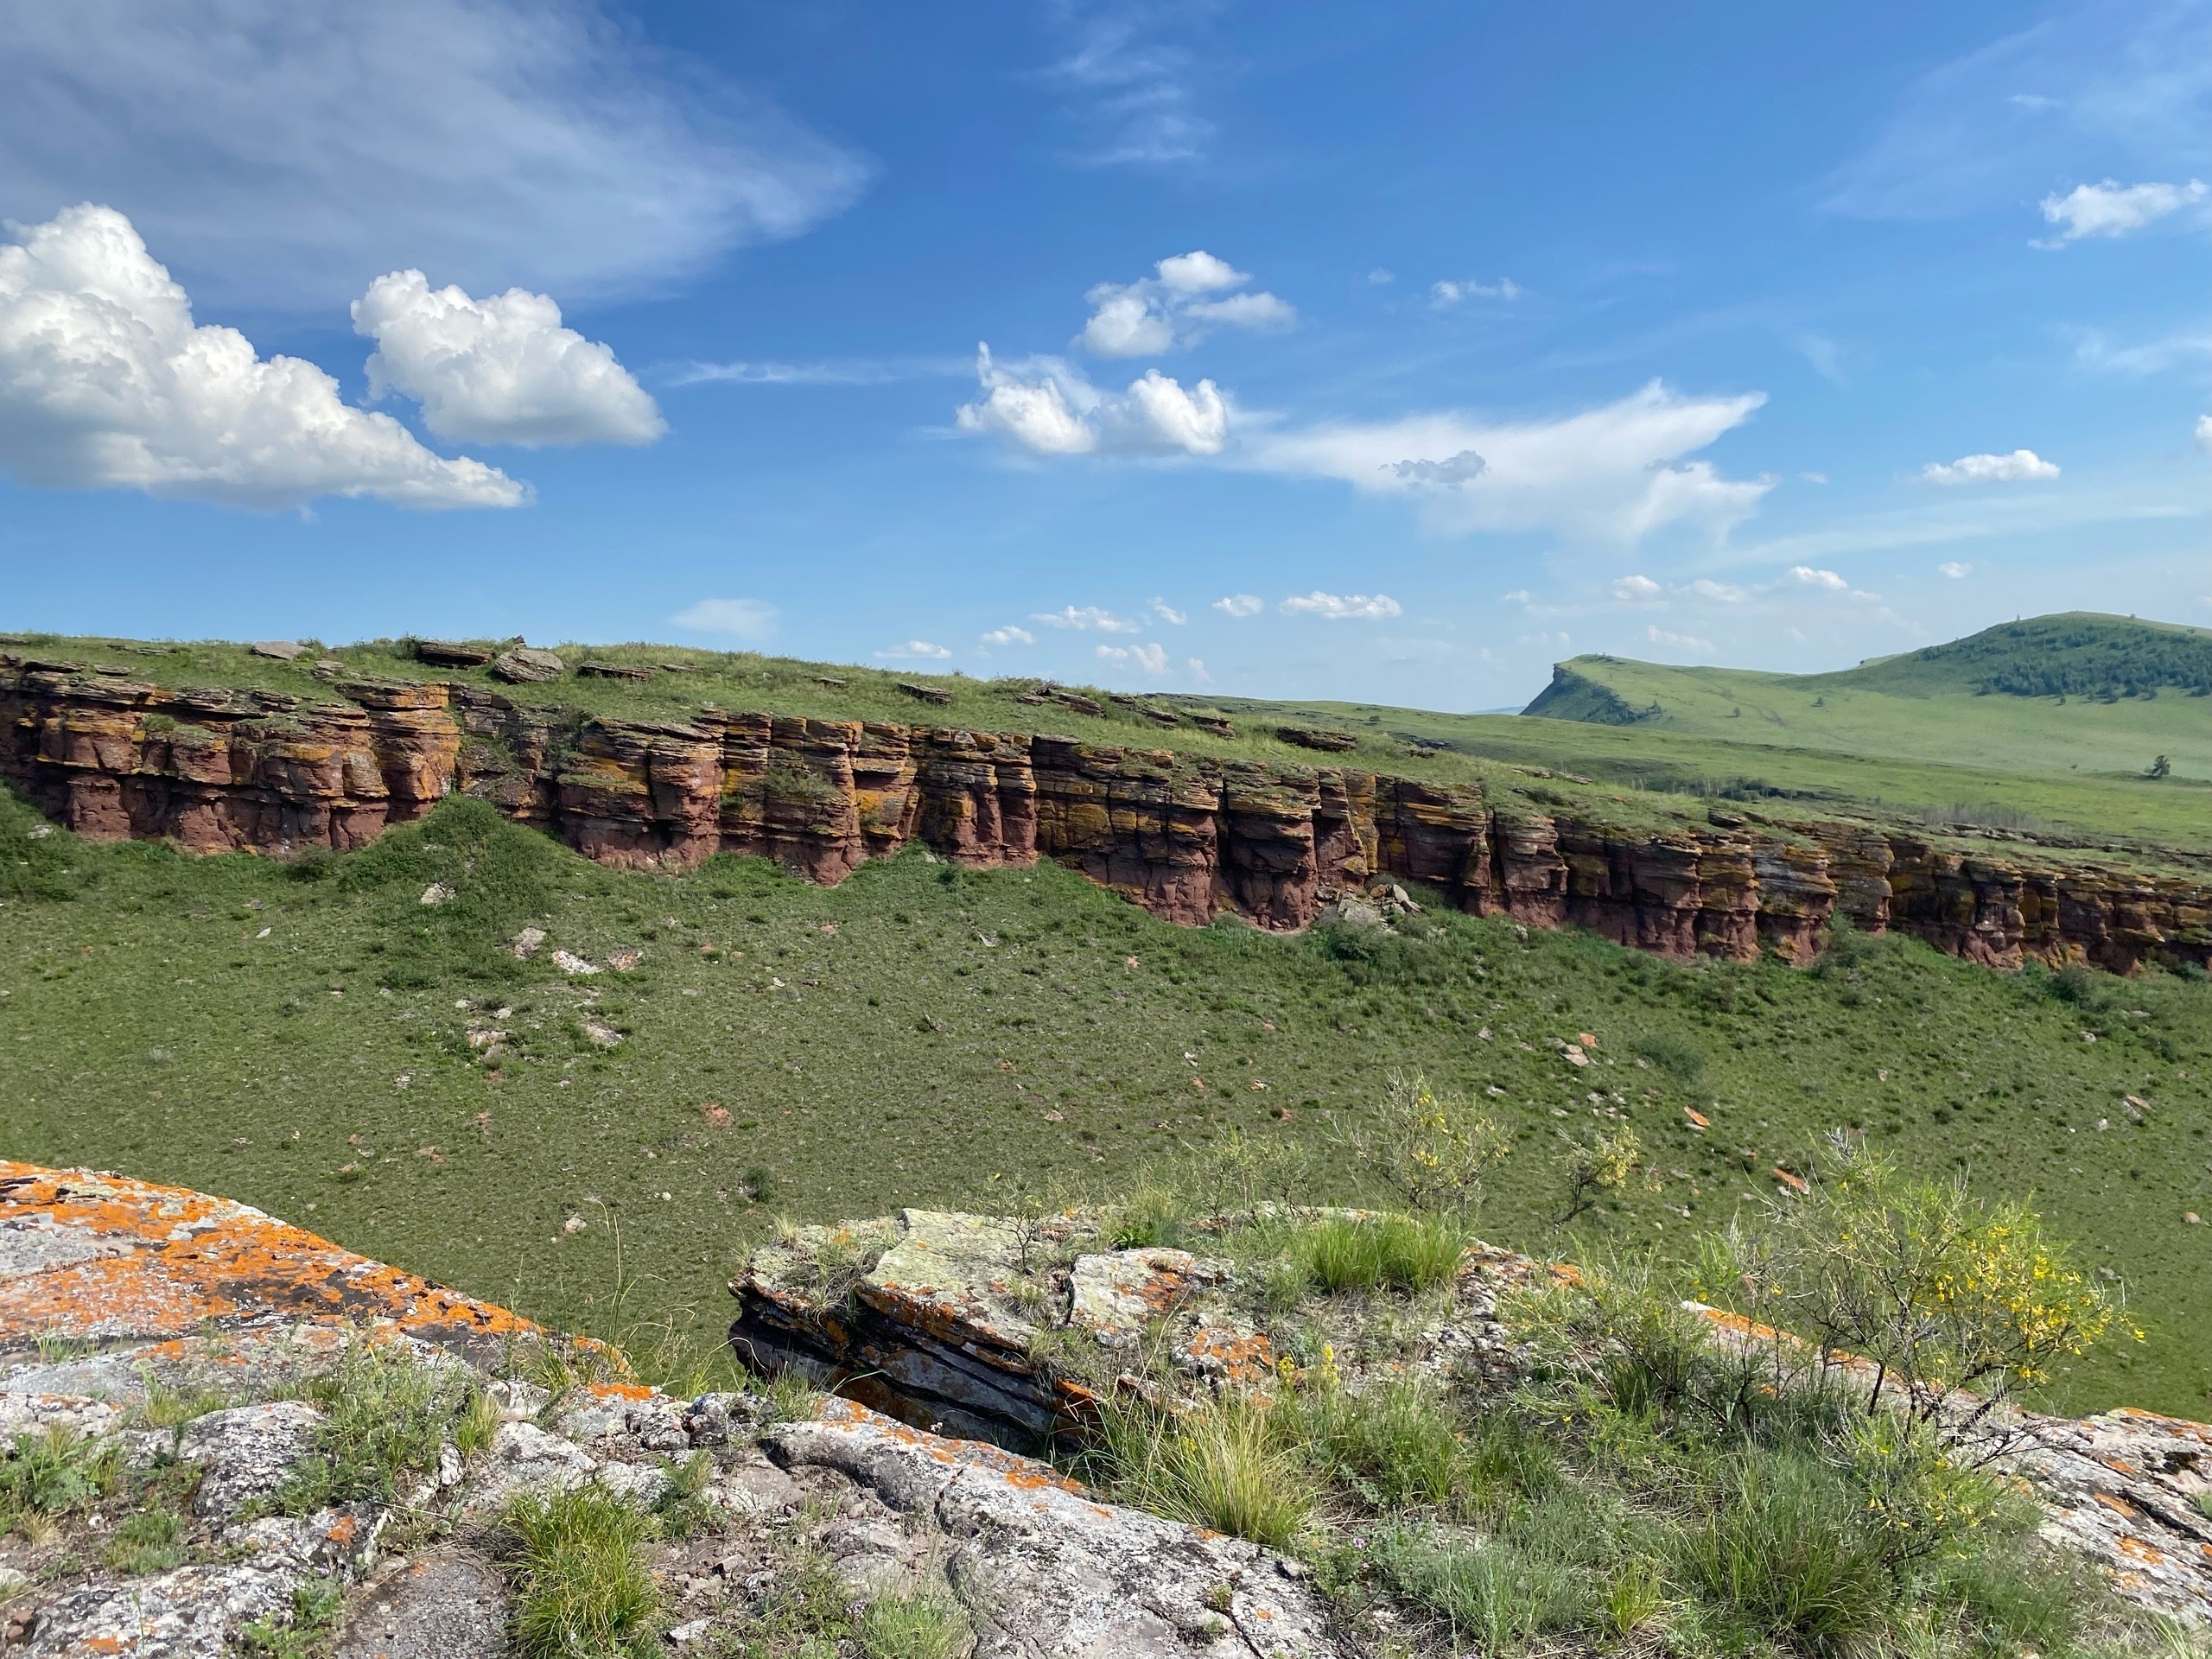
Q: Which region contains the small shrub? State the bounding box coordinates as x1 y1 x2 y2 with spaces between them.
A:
1629 1030 1705 1084
506 1484 663 1659
1343 1071 1510 1219
1697 1138 2126 1429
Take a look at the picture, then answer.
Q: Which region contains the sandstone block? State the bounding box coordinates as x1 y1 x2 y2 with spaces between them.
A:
489 647 563 684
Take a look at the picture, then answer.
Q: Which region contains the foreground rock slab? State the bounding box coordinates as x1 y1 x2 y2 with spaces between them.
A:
0 1161 1361 1656
766 1397 1349 1658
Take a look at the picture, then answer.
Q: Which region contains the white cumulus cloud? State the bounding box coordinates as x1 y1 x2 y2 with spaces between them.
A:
1281 592 1402 621
1918 449 2060 485
1647 625 1714 652
1033 605 1141 633
1149 599 1188 625
353 270 663 447
1611 575 1664 601
957 348 1228 457
0 0 869 309
1937 562 1973 579
1689 579 1747 602
1155 251 1246 293
1214 594 1264 618
1077 251 1295 357
876 640 952 661
671 597 776 639
1790 566 1851 591
1095 642 1169 674
2037 180 2207 244
0 204 521 510
1247 382 1770 544
981 625 1035 646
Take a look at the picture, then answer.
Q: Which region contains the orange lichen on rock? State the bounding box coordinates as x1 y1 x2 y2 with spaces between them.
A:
0 1160 537 1363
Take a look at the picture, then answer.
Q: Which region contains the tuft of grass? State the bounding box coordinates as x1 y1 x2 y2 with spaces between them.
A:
1294 1214 1467 1296
0 1425 118 1538
1373 1510 1594 1651
279 1338 483 1513
1277 1376 1467 1507
505 1484 664 1659
1088 1395 1313 1549
857 1586 972 1659
1676 1450 1896 1651
237 1577 347 1658
102 1503 188 1574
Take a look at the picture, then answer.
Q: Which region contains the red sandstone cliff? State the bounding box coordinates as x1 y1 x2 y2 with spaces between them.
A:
5 655 2206 974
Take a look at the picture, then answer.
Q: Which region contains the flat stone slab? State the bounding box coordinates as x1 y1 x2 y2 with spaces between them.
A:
334 1549 508 1659
0 1161 537 1365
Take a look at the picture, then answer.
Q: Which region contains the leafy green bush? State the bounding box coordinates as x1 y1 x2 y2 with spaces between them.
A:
1629 1030 1705 1084
0 1425 117 1535
337 797 573 985
1697 1138 2126 1427
0 789 82 903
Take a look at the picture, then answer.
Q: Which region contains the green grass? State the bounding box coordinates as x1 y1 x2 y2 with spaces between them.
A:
505 1485 664 1659
1516 612 2212 787
3 786 2209 1414
276 1338 490 1514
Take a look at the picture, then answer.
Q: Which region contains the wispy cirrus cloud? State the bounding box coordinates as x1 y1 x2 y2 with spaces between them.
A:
1041 1 1220 167
0 0 871 308
667 356 972 388
1245 381 1772 545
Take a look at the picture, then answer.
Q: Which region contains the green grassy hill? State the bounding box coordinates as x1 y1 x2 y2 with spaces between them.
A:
3 788 2207 1419
1519 613 2212 784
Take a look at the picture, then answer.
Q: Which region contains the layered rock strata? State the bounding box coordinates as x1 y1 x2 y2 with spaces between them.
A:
6 656 2207 972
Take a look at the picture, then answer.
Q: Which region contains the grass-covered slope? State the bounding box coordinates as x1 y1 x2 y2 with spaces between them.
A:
3 789 2207 1418
1520 613 2212 784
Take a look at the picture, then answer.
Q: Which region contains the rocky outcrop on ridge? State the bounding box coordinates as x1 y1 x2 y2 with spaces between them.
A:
736 1205 2212 1628
0 1161 1350 1656
5 653 2209 973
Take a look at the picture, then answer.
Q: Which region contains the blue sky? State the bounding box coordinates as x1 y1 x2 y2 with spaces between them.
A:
2 1 2209 709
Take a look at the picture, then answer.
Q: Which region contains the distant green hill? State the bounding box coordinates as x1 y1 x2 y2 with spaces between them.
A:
1520 613 2212 784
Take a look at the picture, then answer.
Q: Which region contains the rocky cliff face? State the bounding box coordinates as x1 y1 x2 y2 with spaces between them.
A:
6 655 2207 974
